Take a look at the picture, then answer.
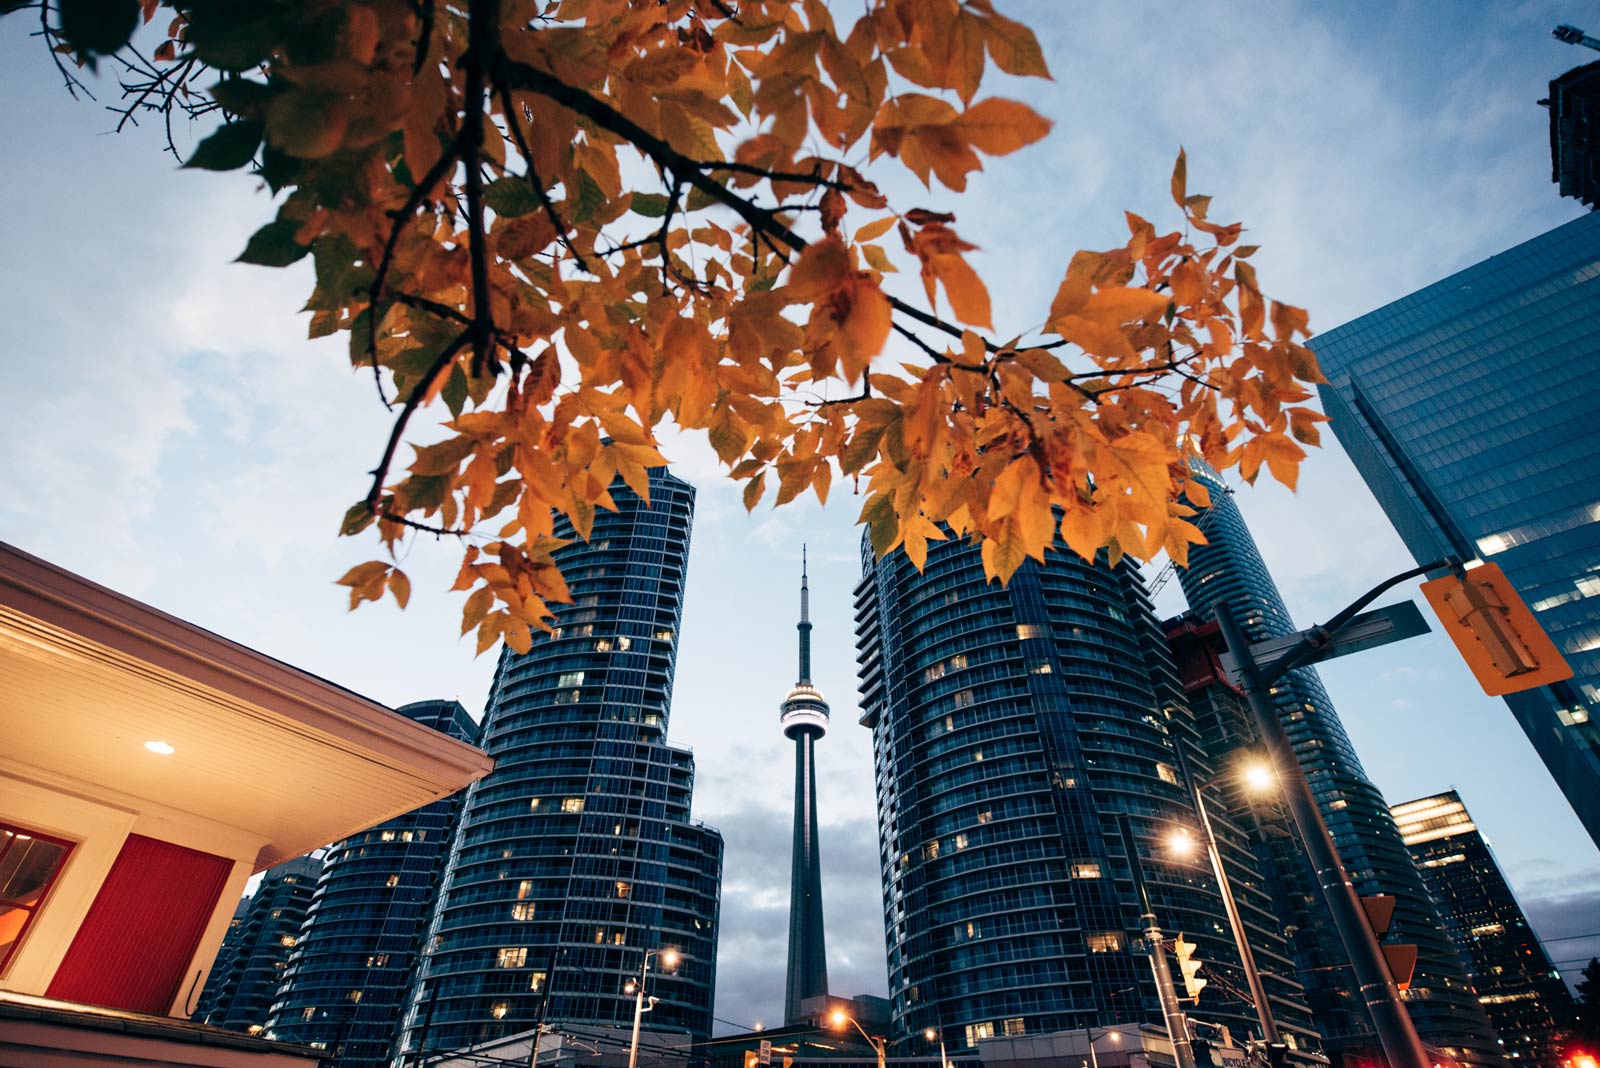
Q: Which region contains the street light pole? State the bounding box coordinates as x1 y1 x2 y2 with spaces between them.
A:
834 1011 886 1068
1115 814 1196 1068
1215 602 1429 1068
1175 748 1278 1045
627 948 678 1068
923 1027 949 1068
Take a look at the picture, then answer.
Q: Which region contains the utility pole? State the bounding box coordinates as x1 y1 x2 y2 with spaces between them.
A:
1215 599 1430 1068
1115 814 1196 1068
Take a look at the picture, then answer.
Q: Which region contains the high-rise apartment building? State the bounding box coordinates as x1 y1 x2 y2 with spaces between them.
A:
266 699 480 1066
854 534 1319 1051
1174 462 1505 1067
197 854 324 1034
1310 213 1600 848
400 469 722 1057
1392 791 1578 1066
782 551 831 1024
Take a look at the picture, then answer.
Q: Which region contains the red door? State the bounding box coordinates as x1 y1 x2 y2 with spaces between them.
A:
47 834 233 1015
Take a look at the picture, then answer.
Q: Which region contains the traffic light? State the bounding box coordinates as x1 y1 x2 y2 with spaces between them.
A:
1172 933 1207 1001
1360 894 1417 991
1420 562 1572 696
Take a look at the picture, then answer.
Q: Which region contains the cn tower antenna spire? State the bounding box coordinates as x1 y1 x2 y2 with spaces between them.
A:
797 545 813 684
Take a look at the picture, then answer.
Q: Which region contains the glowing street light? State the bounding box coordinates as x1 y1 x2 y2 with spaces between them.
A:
832 1010 886 1068
627 947 680 1068
1166 827 1198 859
924 1026 950 1068
1241 761 1275 794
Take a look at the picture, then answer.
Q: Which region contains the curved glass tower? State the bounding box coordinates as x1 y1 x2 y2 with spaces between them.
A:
401 470 722 1056
782 549 830 1024
197 855 323 1033
855 534 1316 1048
266 699 478 1065
1176 461 1505 1067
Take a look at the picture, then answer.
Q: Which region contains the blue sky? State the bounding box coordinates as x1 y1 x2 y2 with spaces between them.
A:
2 0 1597 1032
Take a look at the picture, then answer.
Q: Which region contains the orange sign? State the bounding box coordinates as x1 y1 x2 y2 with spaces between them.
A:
1420 562 1573 696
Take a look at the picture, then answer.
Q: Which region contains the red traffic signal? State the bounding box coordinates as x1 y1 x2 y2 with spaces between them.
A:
1420 562 1572 696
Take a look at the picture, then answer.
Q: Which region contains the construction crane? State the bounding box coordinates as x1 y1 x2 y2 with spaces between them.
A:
1554 25 1600 52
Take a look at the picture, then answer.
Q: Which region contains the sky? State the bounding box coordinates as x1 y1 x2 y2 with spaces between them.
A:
2 0 1598 1036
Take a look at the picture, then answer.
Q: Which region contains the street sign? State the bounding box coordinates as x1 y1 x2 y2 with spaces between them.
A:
760 1040 772 1066
1420 562 1573 696
1220 601 1431 686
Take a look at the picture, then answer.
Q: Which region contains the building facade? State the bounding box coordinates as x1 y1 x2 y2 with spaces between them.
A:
198 855 324 1034
1173 462 1505 1067
782 551 832 1025
266 700 480 1066
1310 213 1600 849
400 469 722 1057
854 532 1319 1051
1392 791 1578 1066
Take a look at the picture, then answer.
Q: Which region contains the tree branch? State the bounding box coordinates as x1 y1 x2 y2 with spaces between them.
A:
366 327 471 512
496 80 591 272
461 0 498 378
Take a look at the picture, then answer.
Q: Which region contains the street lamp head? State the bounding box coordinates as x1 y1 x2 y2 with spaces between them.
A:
1108 1033 1121 1043
925 1029 937 1041
830 1010 848 1028
1241 762 1276 794
624 979 638 995
1166 827 1198 858
659 948 680 969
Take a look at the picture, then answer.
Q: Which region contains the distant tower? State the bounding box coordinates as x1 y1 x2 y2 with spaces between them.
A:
782 548 830 1024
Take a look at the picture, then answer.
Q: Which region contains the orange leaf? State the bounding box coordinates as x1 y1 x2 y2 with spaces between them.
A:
933 253 992 328
953 98 1052 157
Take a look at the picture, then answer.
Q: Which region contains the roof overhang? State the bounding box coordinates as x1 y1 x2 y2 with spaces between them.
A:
0 543 493 869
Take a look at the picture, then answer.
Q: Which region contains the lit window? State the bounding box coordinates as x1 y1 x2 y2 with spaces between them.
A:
1086 931 1123 953
1330 799 1348 810
348 990 362 1003
611 931 626 945
512 902 535 920
976 809 991 823
595 928 606 944
923 841 940 861
1003 1018 1025 1037
491 1002 509 1019
385 874 400 888
1476 533 1510 556
1156 763 1178 786
924 663 946 683
562 798 585 813
530 798 542 811
953 834 969 851
497 947 528 968
1028 660 1052 675
380 831 396 842
302 1007 316 1021
280 935 297 947
965 1022 996 1046
972 749 984 762
953 690 974 709
656 628 674 641
596 639 614 652
517 879 533 899
558 671 585 688
1071 863 1102 879
1470 923 1505 938
615 881 632 899
0 825 88 971
1016 625 1039 640
529 971 547 991
949 654 967 670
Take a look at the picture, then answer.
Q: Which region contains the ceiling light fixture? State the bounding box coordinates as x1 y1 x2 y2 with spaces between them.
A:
144 740 175 755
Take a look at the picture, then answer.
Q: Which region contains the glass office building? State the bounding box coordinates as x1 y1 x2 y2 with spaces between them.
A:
1175 462 1505 1067
1392 791 1578 1066
400 469 722 1056
1311 213 1600 849
266 699 479 1066
855 534 1318 1050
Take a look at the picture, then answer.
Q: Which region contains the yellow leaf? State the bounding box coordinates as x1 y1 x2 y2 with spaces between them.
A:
387 568 411 609
1059 504 1108 561
853 216 896 243
1076 286 1170 328
953 97 1052 157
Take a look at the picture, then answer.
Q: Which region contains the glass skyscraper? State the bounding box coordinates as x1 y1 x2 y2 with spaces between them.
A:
400 469 722 1056
1310 213 1600 848
197 854 323 1034
1175 462 1505 1067
1392 791 1578 1066
267 699 479 1066
854 534 1319 1051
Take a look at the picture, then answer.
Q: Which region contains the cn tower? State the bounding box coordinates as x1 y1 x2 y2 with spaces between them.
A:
780 548 830 1024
